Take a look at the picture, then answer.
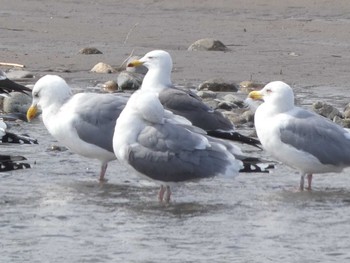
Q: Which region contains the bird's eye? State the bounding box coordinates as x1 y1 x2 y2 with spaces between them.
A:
148 56 154 59
33 92 39 98
266 89 272 93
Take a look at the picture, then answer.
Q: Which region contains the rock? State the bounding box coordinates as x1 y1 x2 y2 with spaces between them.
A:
3 92 32 115
101 80 118 93
196 90 217 99
6 70 34 80
340 118 350 128
343 103 350 119
222 94 245 108
117 71 144 90
188 38 229 51
48 145 68 152
216 101 238 110
198 79 239 92
79 47 103 54
90 62 115 73
239 80 265 93
312 101 343 120
202 98 219 109
221 111 242 125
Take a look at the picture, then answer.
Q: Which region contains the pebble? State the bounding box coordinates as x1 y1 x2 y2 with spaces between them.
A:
90 62 115 73
188 38 229 51
101 80 118 93
6 70 34 80
196 90 217 99
239 80 265 93
198 79 239 92
79 47 103 54
312 101 343 120
117 71 144 90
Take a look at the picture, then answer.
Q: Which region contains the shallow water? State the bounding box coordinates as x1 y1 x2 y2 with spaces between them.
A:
1 86 350 263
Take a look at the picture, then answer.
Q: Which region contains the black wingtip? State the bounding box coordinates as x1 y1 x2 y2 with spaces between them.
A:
0 78 32 95
1 132 38 144
0 154 31 171
239 163 275 173
207 130 262 149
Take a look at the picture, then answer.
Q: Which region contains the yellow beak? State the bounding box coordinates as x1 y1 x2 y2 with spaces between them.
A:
26 105 38 122
127 60 144 68
248 90 263 100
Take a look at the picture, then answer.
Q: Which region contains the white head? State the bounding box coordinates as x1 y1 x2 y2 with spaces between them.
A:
248 81 295 112
127 50 173 91
27 75 72 121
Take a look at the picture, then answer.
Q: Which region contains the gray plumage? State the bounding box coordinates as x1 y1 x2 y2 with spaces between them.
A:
280 109 350 166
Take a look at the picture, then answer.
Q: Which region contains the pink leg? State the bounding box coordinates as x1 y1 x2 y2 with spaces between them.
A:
158 185 166 202
306 174 313 191
164 185 171 204
99 162 108 182
299 174 305 191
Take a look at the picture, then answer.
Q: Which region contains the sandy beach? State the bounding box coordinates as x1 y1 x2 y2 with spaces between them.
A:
1 0 350 89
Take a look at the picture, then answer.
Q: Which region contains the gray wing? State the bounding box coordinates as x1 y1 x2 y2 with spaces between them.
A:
280 109 350 166
126 123 235 182
159 87 233 131
73 93 128 152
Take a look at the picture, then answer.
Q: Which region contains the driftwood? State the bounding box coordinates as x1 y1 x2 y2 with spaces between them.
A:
0 62 25 68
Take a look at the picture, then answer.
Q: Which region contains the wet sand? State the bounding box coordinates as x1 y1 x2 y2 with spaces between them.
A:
1 0 350 90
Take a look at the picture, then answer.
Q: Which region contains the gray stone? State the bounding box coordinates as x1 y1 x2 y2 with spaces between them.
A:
117 71 144 90
198 79 239 92
101 80 118 93
188 38 229 51
312 101 343 120
6 70 34 80
79 47 103 55
90 62 115 73
222 94 244 108
196 90 217 99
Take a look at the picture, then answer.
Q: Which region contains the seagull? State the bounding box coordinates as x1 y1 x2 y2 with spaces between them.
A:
113 89 243 203
0 69 31 95
127 50 261 149
248 81 350 190
26 75 129 181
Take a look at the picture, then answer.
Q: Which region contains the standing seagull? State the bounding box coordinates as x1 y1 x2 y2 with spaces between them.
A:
0 69 34 170
113 89 243 203
248 81 350 190
127 50 261 148
26 75 128 181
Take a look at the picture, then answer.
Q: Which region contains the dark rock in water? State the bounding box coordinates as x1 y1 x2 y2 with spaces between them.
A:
90 62 115 73
79 47 103 54
3 92 32 115
117 71 144 90
198 79 239 92
188 38 229 51
312 101 343 120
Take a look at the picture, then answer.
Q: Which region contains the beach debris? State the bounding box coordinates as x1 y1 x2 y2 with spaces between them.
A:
90 62 115 73
198 78 239 92
188 38 229 51
79 47 103 55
